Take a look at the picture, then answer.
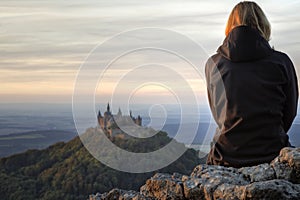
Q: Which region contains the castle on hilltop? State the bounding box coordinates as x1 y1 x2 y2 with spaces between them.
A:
97 103 142 137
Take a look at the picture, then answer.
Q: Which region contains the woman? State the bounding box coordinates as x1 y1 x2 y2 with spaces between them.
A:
205 1 298 167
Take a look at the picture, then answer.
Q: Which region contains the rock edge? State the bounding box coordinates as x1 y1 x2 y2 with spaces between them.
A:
90 147 300 200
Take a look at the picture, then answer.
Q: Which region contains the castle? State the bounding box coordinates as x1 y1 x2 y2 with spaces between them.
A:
97 103 142 137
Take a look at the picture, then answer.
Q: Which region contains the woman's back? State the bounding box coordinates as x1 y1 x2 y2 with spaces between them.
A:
205 2 298 167
206 26 298 167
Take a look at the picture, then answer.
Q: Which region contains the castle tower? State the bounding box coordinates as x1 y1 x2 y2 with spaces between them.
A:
136 115 142 126
98 110 102 118
107 103 110 113
117 107 122 116
104 103 112 130
97 110 104 129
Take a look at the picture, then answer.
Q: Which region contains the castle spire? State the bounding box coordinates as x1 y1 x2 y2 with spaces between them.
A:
130 110 132 117
117 107 122 116
98 110 102 117
107 102 110 112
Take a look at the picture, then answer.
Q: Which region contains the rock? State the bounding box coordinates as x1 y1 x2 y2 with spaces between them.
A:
214 180 300 200
271 157 294 181
238 163 275 182
213 183 245 200
278 148 300 168
191 164 238 178
89 189 151 200
182 177 206 200
140 173 184 200
190 164 248 199
91 147 300 200
244 179 300 200
272 147 300 183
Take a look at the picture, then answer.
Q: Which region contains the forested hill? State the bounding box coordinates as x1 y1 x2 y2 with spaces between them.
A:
0 128 203 200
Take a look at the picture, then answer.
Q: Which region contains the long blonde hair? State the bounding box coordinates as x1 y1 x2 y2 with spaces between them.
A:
225 1 271 41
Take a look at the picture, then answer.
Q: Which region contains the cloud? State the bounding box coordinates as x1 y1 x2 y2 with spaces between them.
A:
0 0 300 103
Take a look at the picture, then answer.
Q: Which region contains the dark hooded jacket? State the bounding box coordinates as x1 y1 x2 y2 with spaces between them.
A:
205 26 298 167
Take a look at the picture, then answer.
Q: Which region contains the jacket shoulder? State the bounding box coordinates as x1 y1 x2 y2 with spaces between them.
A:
271 50 294 66
269 50 297 83
207 53 223 64
205 53 222 74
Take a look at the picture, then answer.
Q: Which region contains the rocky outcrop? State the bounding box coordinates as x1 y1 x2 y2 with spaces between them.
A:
89 147 300 200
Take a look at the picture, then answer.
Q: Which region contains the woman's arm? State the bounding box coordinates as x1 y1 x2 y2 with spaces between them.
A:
282 57 299 133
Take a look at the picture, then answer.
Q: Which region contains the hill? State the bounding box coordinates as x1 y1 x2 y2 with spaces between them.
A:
0 127 203 200
0 130 77 158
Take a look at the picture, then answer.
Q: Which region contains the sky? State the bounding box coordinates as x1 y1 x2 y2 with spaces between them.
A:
1 0 300 104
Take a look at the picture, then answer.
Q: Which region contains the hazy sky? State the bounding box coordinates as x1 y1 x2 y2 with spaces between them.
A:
1 0 300 104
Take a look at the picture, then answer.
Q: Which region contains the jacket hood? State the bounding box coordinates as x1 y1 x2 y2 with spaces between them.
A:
217 26 273 62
